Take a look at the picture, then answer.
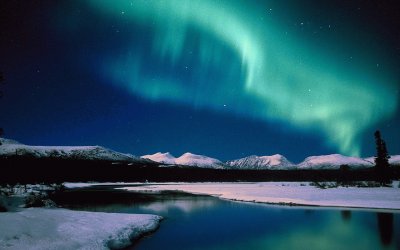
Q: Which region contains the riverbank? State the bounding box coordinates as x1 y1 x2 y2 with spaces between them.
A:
58 184 400 250
115 182 400 210
0 208 161 249
0 184 162 250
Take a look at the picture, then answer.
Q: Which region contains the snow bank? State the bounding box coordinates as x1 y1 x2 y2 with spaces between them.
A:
119 182 400 210
63 182 141 189
0 208 162 250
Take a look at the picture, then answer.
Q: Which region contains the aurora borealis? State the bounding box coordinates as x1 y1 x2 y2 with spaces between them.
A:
1 0 399 162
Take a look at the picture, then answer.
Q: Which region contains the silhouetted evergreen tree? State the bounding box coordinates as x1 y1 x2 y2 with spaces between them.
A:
374 130 390 184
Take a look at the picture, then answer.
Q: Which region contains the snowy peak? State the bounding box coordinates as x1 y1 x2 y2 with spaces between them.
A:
141 152 225 168
0 138 138 162
141 152 176 164
298 154 374 170
176 153 225 168
226 154 295 170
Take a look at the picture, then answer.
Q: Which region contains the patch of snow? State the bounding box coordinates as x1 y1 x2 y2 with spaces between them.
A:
226 154 295 170
298 154 374 170
119 182 400 210
63 182 144 189
0 208 162 250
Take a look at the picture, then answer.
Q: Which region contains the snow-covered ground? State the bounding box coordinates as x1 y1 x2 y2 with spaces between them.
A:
0 183 162 249
4 182 397 248
0 208 162 250
118 182 400 210
64 182 142 189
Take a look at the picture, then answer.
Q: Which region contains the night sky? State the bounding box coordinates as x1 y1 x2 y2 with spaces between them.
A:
1 0 399 163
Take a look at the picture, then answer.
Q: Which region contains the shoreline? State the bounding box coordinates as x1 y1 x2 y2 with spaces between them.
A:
62 181 400 211
111 182 400 211
0 208 162 249
216 196 400 213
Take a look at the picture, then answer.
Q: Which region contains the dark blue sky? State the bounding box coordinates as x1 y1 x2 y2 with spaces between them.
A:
1 0 399 163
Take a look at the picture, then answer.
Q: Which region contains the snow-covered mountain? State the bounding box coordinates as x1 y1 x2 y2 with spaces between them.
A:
297 154 374 170
141 152 226 169
389 155 400 166
141 152 176 165
175 153 225 169
364 155 400 166
226 154 295 170
0 138 140 162
2 138 399 169
363 156 375 165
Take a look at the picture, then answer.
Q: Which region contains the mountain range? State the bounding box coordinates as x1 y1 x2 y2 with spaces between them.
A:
0 138 149 163
141 152 400 170
1 138 399 170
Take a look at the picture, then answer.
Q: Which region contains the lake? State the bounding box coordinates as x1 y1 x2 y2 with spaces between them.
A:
51 186 400 250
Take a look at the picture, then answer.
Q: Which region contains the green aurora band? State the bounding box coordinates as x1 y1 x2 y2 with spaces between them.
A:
90 0 398 156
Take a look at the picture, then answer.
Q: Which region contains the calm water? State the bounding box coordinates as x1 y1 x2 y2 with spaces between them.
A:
52 186 400 250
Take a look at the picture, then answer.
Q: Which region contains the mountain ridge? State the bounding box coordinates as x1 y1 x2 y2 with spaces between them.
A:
141 152 225 169
1 138 399 169
0 138 146 163
226 154 295 170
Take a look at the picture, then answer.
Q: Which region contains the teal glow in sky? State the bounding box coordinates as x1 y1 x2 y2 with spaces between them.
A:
2 1 399 161
90 0 398 156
